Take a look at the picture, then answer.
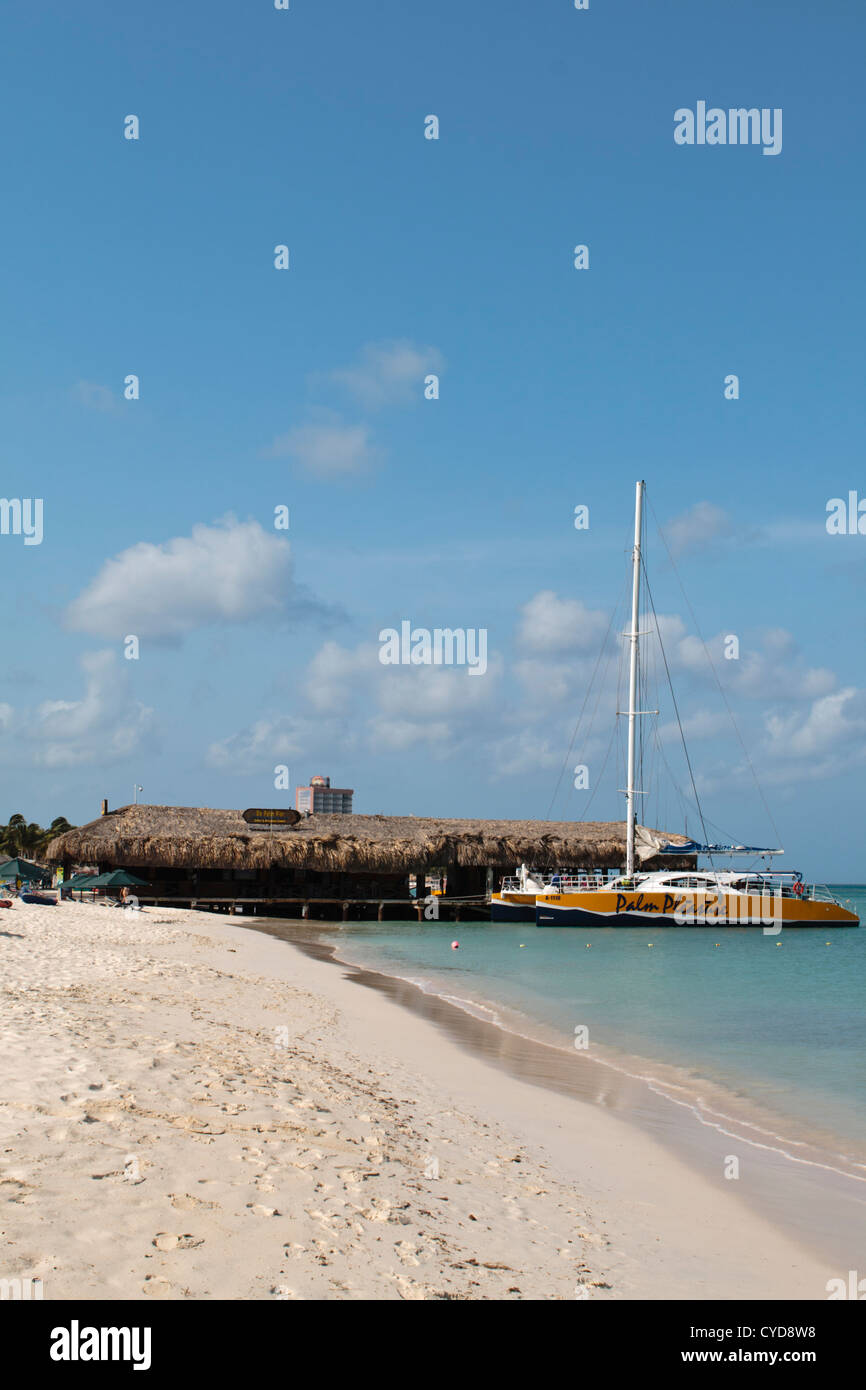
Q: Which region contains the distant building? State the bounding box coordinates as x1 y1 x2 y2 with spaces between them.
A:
295 775 354 815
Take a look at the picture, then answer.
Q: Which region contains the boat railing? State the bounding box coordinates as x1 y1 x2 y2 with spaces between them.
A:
551 874 609 892
730 878 841 904
806 883 840 903
499 870 613 894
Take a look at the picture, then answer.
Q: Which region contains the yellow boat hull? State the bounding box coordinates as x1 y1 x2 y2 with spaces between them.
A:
491 891 537 923
536 889 859 928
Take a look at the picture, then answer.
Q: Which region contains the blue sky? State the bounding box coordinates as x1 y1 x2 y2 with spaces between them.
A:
1 0 864 876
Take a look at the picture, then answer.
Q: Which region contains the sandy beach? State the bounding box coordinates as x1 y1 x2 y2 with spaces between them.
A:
0 900 840 1301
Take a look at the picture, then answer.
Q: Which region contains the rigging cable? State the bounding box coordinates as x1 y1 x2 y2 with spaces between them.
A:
544 569 628 821
641 556 714 865
578 713 620 822
648 499 784 850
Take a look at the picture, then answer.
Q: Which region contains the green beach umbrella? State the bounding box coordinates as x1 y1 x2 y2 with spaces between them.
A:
64 873 100 890
85 870 150 889
0 857 50 883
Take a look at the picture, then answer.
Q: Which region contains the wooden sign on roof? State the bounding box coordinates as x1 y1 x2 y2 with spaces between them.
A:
242 808 301 830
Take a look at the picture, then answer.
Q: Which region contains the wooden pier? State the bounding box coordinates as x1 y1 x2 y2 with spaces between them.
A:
136 894 492 922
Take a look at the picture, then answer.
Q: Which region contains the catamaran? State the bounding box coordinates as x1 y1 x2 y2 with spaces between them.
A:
492 865 615 922
491 866 547 922
534 481 859 929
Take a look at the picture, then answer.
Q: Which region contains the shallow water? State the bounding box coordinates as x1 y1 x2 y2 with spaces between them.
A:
298 886 866 1170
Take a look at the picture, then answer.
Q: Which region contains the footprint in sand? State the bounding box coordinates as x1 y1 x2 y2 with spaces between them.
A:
142 1275 175 1298
395 1241 421 1266
1 1180 35 1205
576 1230 605 1246
169 1193 218 1212
384 1271 428 1301
152 1232 204 1250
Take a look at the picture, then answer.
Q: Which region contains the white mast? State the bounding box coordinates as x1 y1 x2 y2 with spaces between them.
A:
625 480 644 879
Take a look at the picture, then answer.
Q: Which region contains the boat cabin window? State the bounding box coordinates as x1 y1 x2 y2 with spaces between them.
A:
660 876 719 889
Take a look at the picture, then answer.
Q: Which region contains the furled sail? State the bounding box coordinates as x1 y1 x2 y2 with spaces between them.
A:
634 826 783 860
656 838 784 856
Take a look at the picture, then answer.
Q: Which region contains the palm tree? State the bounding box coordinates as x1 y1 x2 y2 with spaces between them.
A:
1 814 29 856
37 817 75 853
1 814 76 859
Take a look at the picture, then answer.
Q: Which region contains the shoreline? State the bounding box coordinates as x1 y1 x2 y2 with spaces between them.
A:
246 919 866 1278
310 923 866 1177
1 900 848 1299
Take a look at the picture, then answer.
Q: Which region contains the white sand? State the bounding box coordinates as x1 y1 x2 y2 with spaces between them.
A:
0 900 836 1300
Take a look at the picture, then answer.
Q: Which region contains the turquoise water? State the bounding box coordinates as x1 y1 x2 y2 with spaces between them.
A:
315 886 866 1162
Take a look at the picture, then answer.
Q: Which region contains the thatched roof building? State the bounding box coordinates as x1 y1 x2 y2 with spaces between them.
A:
44 804 694 875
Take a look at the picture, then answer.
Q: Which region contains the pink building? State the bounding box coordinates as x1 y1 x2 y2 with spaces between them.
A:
295 775 354 815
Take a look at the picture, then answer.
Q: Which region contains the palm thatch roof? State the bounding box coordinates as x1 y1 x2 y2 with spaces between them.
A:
44 804 694 873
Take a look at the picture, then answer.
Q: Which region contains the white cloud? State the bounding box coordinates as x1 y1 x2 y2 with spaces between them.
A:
735 653 836 701
205 715 311 771
673 683 866 793
204 586 864 804
376 662 499 720
516 591 610 655
308 637 500 741
646 620 836 703
658 709 730 743
71 380 121 414
724 629 837 701
753 519 829 546
486 726 576 779
512 652 616 714
264 419 380 477
663 502 733 559
212 634 502 766
24 651 154 768
326 339 444 409
764 687 866 760
305 641 380 714
65 518 298 641
367 715 453 751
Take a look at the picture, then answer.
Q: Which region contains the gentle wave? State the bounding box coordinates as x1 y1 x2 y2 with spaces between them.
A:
330 932 866 1186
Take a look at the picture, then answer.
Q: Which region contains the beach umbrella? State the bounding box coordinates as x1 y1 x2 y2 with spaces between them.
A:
84 870 150 889
0 857 50 883
64 873 99 890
